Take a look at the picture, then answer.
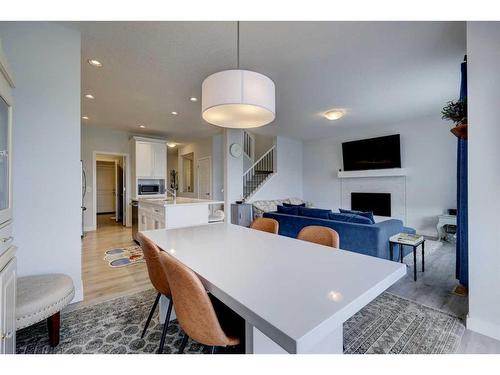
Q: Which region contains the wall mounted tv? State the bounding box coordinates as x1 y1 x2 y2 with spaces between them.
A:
342 134 401 171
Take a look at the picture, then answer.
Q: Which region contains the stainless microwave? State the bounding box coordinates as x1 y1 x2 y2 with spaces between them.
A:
138 179 165 195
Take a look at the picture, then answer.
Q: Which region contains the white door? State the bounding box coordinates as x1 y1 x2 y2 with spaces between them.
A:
0 257 16 354
136 142 152 177
197 157 212 200
96 162 116 213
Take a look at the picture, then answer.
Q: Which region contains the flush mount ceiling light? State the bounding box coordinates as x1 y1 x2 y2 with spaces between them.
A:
139 125 146 128
82 116 89 120
167 142 176 148
87 59 102 67
84 94 95 100
324 110 345 121
171 111 178 116
189 97 198 102
201 21 275 129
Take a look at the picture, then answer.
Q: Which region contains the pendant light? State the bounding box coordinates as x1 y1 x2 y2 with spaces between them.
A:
201 21 276 128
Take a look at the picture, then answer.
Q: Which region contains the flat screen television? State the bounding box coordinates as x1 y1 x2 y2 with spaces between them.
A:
342 134 401 171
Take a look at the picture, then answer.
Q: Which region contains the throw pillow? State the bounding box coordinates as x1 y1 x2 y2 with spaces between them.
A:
283 202 306 207
298 207 331 219
277 205 299 216
339 208 375 224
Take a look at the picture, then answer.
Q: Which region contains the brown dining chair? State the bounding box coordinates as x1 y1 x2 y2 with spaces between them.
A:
159 251 241 354
297 226 340 248
137 232 174 354
250 217 279 234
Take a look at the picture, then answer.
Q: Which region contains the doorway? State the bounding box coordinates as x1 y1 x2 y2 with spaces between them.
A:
197 156 212 199
95 153 127 229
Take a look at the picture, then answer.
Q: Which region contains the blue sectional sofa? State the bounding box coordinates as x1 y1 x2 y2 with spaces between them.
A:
263 207 415 260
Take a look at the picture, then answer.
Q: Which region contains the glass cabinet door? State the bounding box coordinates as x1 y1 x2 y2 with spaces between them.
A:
0 95 10 213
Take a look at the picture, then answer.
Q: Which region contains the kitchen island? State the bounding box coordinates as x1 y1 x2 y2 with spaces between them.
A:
138 197 223 231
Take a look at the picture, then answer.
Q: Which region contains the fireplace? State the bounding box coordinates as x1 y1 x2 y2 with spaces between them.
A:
351 192 391 217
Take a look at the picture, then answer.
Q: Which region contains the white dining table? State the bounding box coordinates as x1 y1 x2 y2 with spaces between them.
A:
142 223 406 354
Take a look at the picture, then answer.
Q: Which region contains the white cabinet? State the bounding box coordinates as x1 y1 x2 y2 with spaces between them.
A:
0 256 16 354
135 140 166 179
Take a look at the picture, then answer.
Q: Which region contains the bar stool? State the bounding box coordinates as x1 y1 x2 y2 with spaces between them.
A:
250 217 279 234
137 232 173 354
297 226 339 248
159 251 241 354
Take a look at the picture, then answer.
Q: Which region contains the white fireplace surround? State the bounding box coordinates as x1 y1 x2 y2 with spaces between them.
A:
340 175 407 223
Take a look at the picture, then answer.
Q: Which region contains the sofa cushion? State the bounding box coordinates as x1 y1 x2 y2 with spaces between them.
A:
283 202 306 208
277 205 299 215
298 207 331 219
329 212 373 225
339 208 375 224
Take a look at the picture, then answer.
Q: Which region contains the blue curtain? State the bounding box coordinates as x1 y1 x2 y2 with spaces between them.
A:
456 58 468 287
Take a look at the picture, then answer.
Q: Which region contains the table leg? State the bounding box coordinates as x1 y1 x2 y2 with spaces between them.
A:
389 242 393 261
413 246 417 281
159 295 176 323
422 241 425 272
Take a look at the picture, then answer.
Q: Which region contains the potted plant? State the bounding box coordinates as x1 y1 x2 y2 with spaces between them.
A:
441 99 467 139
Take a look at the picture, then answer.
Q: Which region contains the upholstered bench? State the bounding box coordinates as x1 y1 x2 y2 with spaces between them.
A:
16 274 75 346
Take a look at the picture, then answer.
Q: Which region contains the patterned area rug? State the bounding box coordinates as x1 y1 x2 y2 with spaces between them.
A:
104 246 145 268
16 289 464 354
344 292 465 354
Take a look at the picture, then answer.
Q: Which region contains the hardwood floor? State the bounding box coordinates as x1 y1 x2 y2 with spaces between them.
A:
80 214 151 307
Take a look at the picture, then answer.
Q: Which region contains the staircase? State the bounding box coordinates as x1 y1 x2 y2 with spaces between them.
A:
243 145 276 200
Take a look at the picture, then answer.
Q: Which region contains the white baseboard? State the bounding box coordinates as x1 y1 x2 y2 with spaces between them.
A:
84 225 96 232
467 315 500 342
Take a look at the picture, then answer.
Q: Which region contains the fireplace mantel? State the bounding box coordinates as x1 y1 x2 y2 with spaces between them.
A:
337 168 407 179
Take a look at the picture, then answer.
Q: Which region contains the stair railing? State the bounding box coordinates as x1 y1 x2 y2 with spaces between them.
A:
243 145 276 199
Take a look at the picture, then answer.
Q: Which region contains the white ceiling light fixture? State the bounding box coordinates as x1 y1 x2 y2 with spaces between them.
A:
189 97 198 102
84 94 95 99
171 111 178 116
167 142 176 148
324 110 345 121
82 116 89 120
201 21 275 129
139 125 146 128
87 59 102 67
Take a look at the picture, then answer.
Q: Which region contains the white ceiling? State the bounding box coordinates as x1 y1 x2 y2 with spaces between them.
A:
68 21 466 142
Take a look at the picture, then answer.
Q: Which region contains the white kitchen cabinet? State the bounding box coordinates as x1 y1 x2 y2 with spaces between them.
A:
0 256 16 354
134 139 166 179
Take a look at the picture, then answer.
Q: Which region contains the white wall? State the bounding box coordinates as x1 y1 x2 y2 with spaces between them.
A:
81 124 131 230
0 23 83 301
466 21 500 341
248 136 304 202
302 114 457 236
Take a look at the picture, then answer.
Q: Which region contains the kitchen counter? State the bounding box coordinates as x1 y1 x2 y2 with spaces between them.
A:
138 197 223 207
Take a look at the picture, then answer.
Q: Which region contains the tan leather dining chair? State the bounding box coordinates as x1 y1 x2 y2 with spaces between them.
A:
159 251 241 354
297 225 340 248
250 217 279 234
137 232 173 354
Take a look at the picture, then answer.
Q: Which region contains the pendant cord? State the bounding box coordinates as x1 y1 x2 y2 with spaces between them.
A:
237 21 240 69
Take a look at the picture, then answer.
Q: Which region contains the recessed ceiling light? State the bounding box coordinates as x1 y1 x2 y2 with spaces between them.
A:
87 59 102 67
84 94 95 100
171 111 178 115
139 125 146 128
82 116 89 120
324 110 345 121
167 142 176 148
189 97 198 102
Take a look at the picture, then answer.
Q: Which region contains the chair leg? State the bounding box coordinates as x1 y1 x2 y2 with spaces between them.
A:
142 292 161 339
47 312 60 347
209 346 216 354
178 333 189 354
157 297 173 354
